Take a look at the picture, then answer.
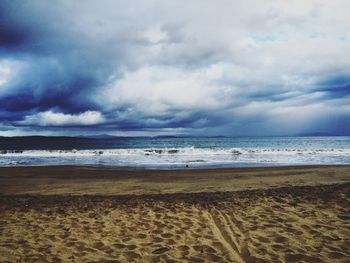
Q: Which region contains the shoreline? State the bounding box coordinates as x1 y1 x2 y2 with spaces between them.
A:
0 165 350 195
1 163 350 171
1 181 349 203
2 163 350 170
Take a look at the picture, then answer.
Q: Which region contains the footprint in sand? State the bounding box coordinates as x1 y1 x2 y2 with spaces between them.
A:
152 246 170 254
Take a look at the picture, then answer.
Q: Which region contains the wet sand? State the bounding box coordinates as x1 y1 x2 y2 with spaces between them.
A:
0 165 350 262
1 165 350 195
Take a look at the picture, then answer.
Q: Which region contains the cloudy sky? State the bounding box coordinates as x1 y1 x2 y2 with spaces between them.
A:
0 0 350 136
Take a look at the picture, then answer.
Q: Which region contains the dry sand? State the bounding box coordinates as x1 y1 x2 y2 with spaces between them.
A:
0 165 349 262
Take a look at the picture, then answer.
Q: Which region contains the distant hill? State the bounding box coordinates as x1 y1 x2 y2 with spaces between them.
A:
296 132 347 137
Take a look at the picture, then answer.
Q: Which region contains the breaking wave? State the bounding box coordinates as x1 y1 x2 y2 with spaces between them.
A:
1 147 350 168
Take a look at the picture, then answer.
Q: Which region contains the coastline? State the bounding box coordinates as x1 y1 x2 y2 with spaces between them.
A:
0 165 349 195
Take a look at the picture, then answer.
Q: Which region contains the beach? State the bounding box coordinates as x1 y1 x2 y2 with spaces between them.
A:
0 165 349 262
2 0 350 261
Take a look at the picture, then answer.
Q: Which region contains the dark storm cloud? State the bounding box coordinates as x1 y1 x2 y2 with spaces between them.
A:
0 57 106 122
314 76 350 99
0 1 113 124
0 0 224 131
0 0 350 135
0 1 72 53
0 1 37 49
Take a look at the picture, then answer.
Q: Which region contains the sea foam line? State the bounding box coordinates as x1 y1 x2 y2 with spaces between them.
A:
1 147 350 157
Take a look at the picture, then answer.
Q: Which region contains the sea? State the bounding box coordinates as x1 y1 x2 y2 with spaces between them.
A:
0 136 350 169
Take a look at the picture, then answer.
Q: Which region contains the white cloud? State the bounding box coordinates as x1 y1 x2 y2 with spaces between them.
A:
143 27 168 43
0 60 25 89
100 65 236 116
0 65 11 87
19 111 105 126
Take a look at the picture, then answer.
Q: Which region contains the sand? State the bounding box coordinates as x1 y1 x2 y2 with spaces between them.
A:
1 165 350 195
0 166 350 262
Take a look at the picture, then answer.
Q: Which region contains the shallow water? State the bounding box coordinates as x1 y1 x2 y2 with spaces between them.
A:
0 136 350 168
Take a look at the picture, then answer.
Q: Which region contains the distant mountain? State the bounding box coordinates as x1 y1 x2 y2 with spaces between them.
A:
0 135 83 140
153 135 181 138
82 134 126 139
0 133 347 140
296 132 346 137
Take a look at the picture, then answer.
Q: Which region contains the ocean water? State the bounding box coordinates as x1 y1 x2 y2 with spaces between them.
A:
0 136 350 168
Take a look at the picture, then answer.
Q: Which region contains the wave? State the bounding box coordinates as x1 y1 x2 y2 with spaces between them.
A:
1 147 350 156
1 147 350 168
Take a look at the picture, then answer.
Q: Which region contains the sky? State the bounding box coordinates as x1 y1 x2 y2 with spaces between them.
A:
0 0 350 136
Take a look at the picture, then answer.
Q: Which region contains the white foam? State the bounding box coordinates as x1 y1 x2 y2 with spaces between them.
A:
1 147 350 168
1 147 350 157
